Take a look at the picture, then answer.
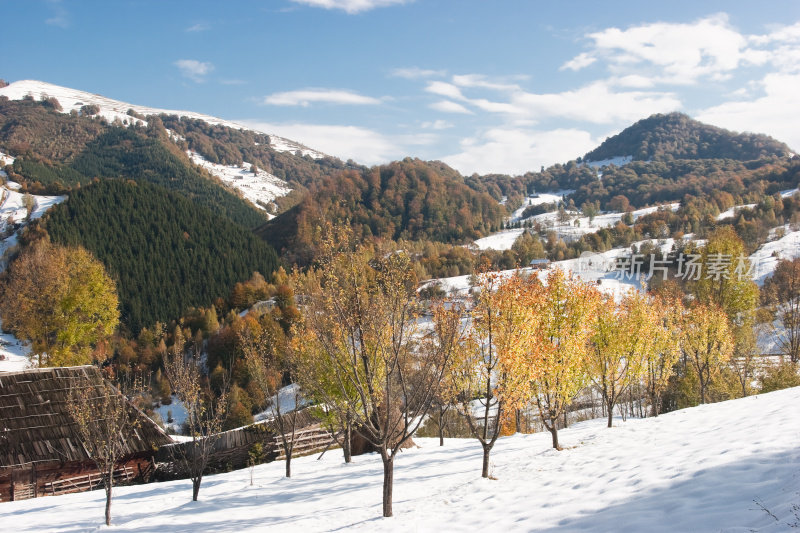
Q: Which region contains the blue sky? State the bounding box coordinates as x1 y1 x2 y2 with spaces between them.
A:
3 0 800 175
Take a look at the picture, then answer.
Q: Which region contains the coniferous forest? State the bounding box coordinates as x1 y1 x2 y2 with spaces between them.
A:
43 179 278 333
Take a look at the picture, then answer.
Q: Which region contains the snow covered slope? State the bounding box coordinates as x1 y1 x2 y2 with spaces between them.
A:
187 150 290 216
3 386 798 532
477 202 680 251
749 224 800 285
0 80 327 159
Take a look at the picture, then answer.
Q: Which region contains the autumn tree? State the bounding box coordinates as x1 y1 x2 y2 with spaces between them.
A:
292 226 456 517
162 327 229 501
0 239 119 366
763 258 800 363
589 291 654 427
527 268 600 449
238 318 301 478
681 303 734 404
456 272 531 476
692 226 759 321
424 301 470 446
644 295 684 416
66 369 143 526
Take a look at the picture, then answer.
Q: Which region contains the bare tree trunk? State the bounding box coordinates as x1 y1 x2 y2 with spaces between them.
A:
380 450 394 517
699 373 707 404
607 406 614 428
481 443 493 478
438 405 445 446
285 454 292 478
192 477 201 501
515 408 522 434
547 420 559 450
343 417 352 463
104 470 113 526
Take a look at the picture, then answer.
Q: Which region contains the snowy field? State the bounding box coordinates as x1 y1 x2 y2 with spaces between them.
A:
472 228 525 250
0 80 326 159
3 387 798 532
748 224 800 285
187 151 291 215
510 191 574 222
480 201 680 251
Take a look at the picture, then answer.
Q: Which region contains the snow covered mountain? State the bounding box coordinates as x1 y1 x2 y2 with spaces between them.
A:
0 80 327 160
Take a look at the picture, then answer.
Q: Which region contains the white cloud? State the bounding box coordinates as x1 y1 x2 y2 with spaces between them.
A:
390 67 445 79
582 14 748 85
560 52 596 71
444 128 597 176
606 74 656 89
565 15 800 88
697 73 800 152
290 0 411 14
238 121 418 165
45 0 69 28
451 74 521 91
262 89 381 106
421 120 454 130
508 82 681 124
429 100 473 114
174 59 213 82
186 23 210 32
425 81 467 101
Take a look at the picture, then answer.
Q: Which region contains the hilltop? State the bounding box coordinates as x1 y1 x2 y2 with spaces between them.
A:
584 112 793 163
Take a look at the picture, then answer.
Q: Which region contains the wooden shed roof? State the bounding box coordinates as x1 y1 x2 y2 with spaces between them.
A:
0 366 172 469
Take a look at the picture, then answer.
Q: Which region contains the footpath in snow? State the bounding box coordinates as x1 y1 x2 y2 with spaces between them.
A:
2 387 798 532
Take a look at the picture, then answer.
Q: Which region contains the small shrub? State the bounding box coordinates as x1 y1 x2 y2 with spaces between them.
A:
759 362 800 393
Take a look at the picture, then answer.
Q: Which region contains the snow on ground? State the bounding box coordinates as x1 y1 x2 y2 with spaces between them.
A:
429 238 678 300
472 228 525 251
749 224 800 285
477 202 680 251
187 151 291 215
584 155 634 168
0 80 327 159
4 386 798 532
0 323 31 372
510 191 574 222
154 397 189 434
717 189 798 221
254 383 308 421
717 203 757 221
0 151 14 178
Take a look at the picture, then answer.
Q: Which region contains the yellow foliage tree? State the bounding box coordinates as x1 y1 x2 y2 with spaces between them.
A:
644 295 684 416
682 303 734 404
292 225 457 517
589 290 654 427
0 240 119 366
457 271 534 477
525 268 600 449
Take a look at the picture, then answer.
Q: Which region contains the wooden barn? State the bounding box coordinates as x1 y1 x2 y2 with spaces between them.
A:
0 366 172 502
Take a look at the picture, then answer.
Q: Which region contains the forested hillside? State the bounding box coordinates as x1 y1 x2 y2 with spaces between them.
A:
477 113 796 213
44 180 278 332
257 158 506 263
583 112 792 162
0 102 268 228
